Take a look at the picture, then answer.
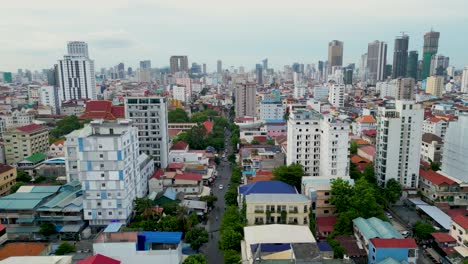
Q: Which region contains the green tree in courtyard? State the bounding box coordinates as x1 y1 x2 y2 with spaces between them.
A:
185 227 209 251
183 254 207 264
168 108 190 122
55 242 75 255
272 164 304 191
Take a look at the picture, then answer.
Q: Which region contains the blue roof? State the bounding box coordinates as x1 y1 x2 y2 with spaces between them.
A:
317 241 333 252
261 99 282 103
43 158 66 164
104 222 123 233
164 188 178 200
264 119 285 124
239 181 297 196
139 231 182 244
251 243 291 253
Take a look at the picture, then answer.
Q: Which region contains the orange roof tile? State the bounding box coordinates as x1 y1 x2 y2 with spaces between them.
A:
356 115 376 123
0 243 48 260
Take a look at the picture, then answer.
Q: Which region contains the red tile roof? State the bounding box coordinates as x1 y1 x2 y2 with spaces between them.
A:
171 141 188 151
358 145 376 157
51 139 65 146
16 124 48 133
150 169 164 180
354 139 369 145
168 162 185 170
419 169 456 186
316 216 337 233
253 136 267 143
351 155 370 164
427 117 443 123
174 173 203 181
203 121 213 133
356 115 376 123
0 243 48 260
80 100 125 120
0 164 14 174
452 215 468 229
168 129 182 137
370 238 417 248
431 232 456 243
362 129 377 137
77 254 121 264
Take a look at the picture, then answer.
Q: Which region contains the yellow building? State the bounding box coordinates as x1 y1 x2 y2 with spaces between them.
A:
426 76 444 98
4 124 49 165
245 193 310 225
0 165 17 196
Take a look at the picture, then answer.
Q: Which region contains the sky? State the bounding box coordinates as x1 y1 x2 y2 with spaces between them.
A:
1 0 468 72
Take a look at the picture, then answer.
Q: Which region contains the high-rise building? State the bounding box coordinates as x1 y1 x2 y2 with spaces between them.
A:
396 78 415 100
127 67 133 76
426 76 444 97
429 55 449 76
256 64 264 85
65 119 154 227
139 60 151 69
57 41 96 101
392 34 409 78
125 97 169 169
117 63 125 79
217 60 222 73
262 59 268 71
39 86 60 114
360 53 368 82
328 82 345 108
406 51 418 79
422 30 440 79
328 40 343 74
367 41 387 85
235 82 256 118
67 41 89 58
170 56 189 73
318 61 324 81
202 64 207 74
441 113 468 182
287 109 349 176
461 67 468 93
4 124 49 165
375 101 423 188
2 72 12 83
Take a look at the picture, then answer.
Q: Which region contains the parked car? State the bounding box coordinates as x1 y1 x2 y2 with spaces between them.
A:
219 184 224 190
401 231 410 237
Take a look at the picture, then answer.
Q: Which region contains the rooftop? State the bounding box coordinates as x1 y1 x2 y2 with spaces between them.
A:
353 217 403 240
79 100 125 120
0 256 72 264
170 141 188 151
370 238 417 248
245 193 309 203
0 165 14 174
14 124 48 133
419 169 456 186
452 215 468 230
77 254 120 264
244 224 316 245
24 153 47 163
422 133 442 144
0 243 48 260
356 115 376 123
239 181 297 196
431 232 456 243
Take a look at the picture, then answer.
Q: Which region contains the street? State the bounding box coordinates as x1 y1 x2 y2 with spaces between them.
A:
201 129 233 263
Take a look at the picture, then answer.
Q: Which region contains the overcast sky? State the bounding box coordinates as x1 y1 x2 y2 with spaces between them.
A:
1 0 467 72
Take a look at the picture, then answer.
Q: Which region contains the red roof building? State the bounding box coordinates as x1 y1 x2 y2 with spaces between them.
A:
170 141 189 151
77 254 121 264
419 169 456 186
370 238 417 248
150 169 165 180
79 100 125 120
316 216 337 238
167 162 185 170
431 232 456 243
16 124 48 133
203 121 213 133
174 173 203 181
452 215 468 230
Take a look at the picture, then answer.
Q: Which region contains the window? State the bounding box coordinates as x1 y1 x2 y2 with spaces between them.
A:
98 212 102 216
109 211 113 215
101 183 106 187
87 212 91 216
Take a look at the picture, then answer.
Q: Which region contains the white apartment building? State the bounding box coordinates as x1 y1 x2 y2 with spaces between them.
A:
27 85 40 104
67 41 89 58
259 100 284 121
65 119 153 227
377 80 397 98
375 101 423 188
57 54 96 101
313 85 329 100
294 85 307 99
422 117 449 138
125 97 169 169
426 76 444 98
39 86 60 114
441 114 468 182
0 109 35 129
461 67 468 94
328 82 345 108
287 109 349 176
172 85 187 103
235 82 256 118
420 133 443 164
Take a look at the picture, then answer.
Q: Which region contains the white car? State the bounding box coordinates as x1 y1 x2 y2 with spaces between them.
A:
219 184 224 190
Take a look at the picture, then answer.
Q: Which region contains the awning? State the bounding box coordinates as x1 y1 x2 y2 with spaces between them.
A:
60 224 84 233
16 217 36 223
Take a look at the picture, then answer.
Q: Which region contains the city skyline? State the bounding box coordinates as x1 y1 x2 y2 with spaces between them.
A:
1 0 468 71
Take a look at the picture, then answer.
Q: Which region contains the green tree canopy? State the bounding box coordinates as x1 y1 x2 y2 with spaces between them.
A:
273 164 304 192
55 242 75 255
39 222 57 237
168 108 190 123
383 179 403 206
250 139 261 145
413 221 435 240
350 141 358 154
224 249 241 264
219 227 243 251
182 254 208 264
134 198 153 215
156 215 182 232
10 182 24 194
50 115 84 139
16 171 32 183
185 227 209 251
200 195 218 208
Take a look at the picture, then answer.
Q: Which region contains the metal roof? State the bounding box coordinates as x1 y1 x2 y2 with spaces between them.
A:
408 198 452 229
138 231 182 244
352 217 402 240
239 181 297 196
104 223 123 233
246 193 310 203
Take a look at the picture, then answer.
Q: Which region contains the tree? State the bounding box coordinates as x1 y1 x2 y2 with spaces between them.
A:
183 254 207 264
362 164 376 184
272 164 304 191
168 108 190 123
134 198 153 215
157 215 182 232
250 139 261 145
326 238 346 259
266 139 275 145
383 179 402 205
224 249 241 264
225 187 238 206
34 176 47 183
200 195 218 208
185 227 209 251
50 115 84 139
10 182 24 194
16 171 32 183
350 140 358 154
228 154 236 164
39 222 57 237
214 156 221 165
55 242 75 255
430 161 441 171
413 221 435 240
219 227 243 251
186 125 208 150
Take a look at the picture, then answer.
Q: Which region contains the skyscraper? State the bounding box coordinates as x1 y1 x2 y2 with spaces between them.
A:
139 60 151 69
422 30 440 79
328 40 343 74
461 67 468 93
395 78 416 100
217 60 222 73
202 63 207 74
117 62 125 79
234 82 256 118
406 51 418 79
256 64 264 85
375 101 423 188
392 34 409 78
359 53 368 82
367 40 387 85
429 55 449 76
169 56 189 73
262 58 268 71
57 41 96 101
